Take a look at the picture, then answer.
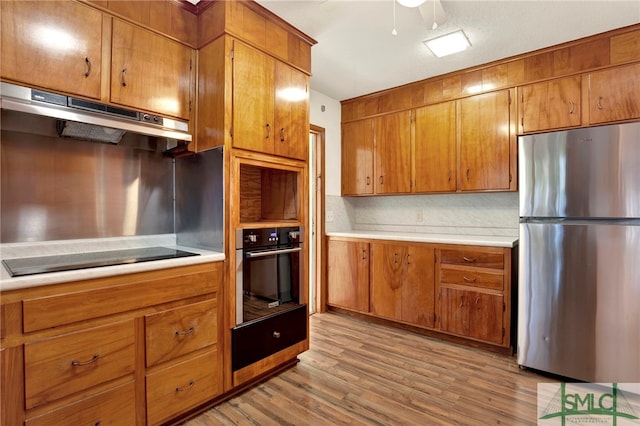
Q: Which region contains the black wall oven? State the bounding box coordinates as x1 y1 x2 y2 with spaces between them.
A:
232 226 307 371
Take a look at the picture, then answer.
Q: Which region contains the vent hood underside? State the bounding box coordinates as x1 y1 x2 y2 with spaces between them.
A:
0 82 193 147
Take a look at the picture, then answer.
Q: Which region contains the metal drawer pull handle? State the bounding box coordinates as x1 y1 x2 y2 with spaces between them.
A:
94 422 101 426
463 276 476 282
568 100 575 114
459 296 464 308
362 250 366 260
176 380 195 392
175 326 194 336
273 331 281 338
265 123 271 139
597 96 604 110
246 247 302 258
366 176 371 185
466 169 471 182
121 68 127 87
462 256 477 263
71 354 99 366
280 127 285 142
84 57 92 77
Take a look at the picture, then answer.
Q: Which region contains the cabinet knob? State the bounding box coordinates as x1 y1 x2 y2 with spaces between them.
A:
273 331 281 338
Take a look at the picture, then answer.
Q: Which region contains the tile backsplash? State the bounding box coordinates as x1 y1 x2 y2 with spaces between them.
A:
326 193 519 236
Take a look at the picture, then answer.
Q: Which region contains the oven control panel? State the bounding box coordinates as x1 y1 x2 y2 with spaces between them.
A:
236 226 302 249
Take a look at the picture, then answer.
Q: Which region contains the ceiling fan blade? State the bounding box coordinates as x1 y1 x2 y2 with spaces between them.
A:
418 0 447 29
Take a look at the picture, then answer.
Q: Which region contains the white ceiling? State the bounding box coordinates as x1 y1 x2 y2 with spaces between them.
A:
253 0 640 101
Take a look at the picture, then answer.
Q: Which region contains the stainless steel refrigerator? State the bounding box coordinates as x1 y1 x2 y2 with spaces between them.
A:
517 122 640 382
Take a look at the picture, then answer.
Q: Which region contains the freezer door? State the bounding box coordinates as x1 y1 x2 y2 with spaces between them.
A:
518 222 640 382
519 122 640 219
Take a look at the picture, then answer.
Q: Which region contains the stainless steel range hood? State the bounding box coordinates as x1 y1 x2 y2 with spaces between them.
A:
0 82 192 144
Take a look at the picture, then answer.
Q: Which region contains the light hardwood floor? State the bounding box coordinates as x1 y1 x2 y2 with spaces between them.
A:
186 312 557 425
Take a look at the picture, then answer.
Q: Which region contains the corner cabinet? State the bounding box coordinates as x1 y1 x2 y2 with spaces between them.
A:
326 238 370 312
0 262 224 426
110 19 194 120
0 0 103 99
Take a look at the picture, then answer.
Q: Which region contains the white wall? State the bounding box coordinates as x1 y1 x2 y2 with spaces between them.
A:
309 89 341 196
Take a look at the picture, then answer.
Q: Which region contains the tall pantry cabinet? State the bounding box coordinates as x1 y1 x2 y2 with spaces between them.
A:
195 0 316 392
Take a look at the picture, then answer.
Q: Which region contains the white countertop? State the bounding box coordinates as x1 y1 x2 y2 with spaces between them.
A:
326 231 518 248
0 235 225 292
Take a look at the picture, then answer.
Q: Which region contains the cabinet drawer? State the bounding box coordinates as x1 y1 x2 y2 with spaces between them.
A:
440 249 504 269
25 381 136 426
23 263 221 332
146 349 220 426
24 320 135 409
232 304 307 371
145 299 217 367
440 268 504 290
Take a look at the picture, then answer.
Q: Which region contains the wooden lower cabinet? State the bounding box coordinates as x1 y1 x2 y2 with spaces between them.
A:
0 262 223 426
146 349 221 426
327 237 515 349
326 238 370 312
437 245 513 348
370 242 435 328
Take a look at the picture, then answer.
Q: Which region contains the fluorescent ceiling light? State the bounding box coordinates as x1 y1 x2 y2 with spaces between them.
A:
397 0 426 7
424 30 471 57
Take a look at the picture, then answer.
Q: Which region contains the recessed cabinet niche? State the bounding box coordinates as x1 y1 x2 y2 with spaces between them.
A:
238 163 301 223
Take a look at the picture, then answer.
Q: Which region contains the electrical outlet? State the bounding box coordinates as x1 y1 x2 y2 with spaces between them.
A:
415 210 424 223
327 211 335 222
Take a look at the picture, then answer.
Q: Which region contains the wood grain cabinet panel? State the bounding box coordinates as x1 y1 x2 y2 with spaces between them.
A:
341 119 374 195
458 89 514 192
374 110 412 194
326 239 370 313
370 242 435 328
24 381 136 426
24 320 135 409
0 0 102 99
588 63 640 124
440 248 504 269
146 349 221 426
274 61 310 160
145 299 218 367
110 18 194 119
413 101 457 192
520 76 582 133
440 288 504 345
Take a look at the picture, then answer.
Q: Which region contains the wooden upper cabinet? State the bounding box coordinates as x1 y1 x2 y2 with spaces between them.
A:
110 19 194 120
520 76 581 133
374 111 412 194
588 63 640 124
231 40 276 154
326 239 370 313
413 101 457 192
341 119 374 195
0 0 102 99
231 41 309 159
274 61 310 160
458 89 514 192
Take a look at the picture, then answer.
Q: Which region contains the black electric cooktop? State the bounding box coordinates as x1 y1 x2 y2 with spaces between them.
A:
2 246 199 277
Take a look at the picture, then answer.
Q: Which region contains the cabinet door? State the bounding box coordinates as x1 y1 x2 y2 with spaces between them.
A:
414 102 456 192
403 245 435 328
370 242 406 321
274 61 309 160
459 89 512 191
468 292 504 345
520 76 581 132
374 111 412 194
439 288 470 337
341 119 374 195
111 19 193 119
232 41 276 154
589 63 640 124
0 1 102 99
327 239 370 312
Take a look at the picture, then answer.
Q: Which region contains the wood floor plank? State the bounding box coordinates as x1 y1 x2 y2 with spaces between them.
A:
185 312 557 425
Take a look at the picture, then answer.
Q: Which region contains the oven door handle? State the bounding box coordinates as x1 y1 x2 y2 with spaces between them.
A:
245 247 302 258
